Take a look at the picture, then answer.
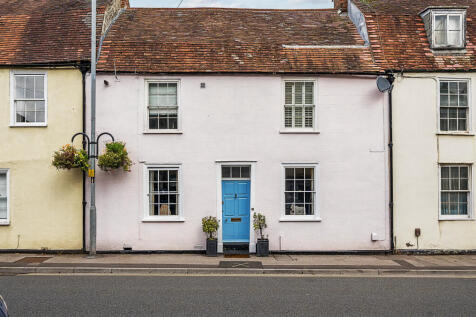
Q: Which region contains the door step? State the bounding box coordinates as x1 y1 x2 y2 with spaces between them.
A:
223 242 249 258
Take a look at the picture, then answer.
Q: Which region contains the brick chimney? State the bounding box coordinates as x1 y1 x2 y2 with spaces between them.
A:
334 0 348 12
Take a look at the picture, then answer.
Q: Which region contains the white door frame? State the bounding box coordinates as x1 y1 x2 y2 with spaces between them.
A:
215 161 256 253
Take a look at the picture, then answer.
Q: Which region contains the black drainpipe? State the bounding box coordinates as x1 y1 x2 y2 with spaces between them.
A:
387 73 395 253
79 62 89 253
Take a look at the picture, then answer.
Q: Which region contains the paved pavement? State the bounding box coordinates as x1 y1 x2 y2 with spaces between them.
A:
1 275 475 316
1 253 476 276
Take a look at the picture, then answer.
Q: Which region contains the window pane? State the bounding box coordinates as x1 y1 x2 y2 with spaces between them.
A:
285 180 294 191
285 168 294 179
440 82 449 94
305 107 313 128
285 192 294 204
295 168 305 179
34 76 44 99
25 76 34 98
285 204 293 215
295 82 303 104
435 15 447 45
305 82 313 104
441 179 450 190
25 111 35 123
169 182 177 192
440 94 449 106
458 95 467 107
241 166 250 178
285 82 293 104
305 204 314 215
295 180 304 191
294 107 303 127
159 170 168 181
460 167 468 178
284 106 293 128
232 167 240 178
458 82 468 94
305 168 314 179
0 173 6 197
36 111 45 123
222 166 231 178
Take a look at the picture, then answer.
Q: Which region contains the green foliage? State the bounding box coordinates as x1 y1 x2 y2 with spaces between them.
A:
202 216 219 240
253 212 267 240
52 145 89 172
97 141 132 172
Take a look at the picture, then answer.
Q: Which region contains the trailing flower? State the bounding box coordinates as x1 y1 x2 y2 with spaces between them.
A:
97 141 132 172
52 144 90 172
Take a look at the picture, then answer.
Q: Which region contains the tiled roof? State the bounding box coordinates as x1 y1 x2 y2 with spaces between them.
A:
353 0 476 71
0 0 109 66
96 8 381 74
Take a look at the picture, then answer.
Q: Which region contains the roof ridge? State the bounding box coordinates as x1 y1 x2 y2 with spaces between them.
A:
129 7 337 12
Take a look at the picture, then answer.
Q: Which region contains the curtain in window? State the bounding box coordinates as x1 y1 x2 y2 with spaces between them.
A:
434 15 447 45
448 15 461 46
0 173 6 219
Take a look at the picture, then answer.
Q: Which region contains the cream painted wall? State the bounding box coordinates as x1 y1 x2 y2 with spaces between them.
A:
393 73 476 250
0 68 83 250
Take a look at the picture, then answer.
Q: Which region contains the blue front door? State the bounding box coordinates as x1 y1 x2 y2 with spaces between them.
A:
222 180 250 242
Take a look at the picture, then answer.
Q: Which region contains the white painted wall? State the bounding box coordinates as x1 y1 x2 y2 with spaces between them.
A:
86 74 390 251
393 73 476 250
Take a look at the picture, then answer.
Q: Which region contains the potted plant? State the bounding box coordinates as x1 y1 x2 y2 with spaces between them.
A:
253 212 269 257
97 141 132 172
52 144 89 172
202 216 219 257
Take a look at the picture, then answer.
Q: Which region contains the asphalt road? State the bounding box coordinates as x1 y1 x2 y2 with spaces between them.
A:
0 275 475 316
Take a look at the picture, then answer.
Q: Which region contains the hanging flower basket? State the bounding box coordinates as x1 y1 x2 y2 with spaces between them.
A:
97 141 132 172
52 145 89 172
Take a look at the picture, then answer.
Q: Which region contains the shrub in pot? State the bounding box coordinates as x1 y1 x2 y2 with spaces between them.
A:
52 145 89 172
253 212 269 257
202 216 219 257
97 141 132 172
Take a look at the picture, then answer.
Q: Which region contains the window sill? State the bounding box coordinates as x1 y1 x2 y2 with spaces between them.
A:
279 217 322 222
143 130 183 135
279 129 320 134
0 221 10 226
439 216 473 221
437 132 474 136
142 217 185 222
10 123 47 128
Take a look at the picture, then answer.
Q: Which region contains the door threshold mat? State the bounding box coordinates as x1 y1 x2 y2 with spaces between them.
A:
224 254 250 259
15 257 52 264
219 261 263 268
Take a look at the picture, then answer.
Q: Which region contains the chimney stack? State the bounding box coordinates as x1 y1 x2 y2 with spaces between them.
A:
334 0 348 12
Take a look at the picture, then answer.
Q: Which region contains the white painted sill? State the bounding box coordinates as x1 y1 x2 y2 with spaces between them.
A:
0 221 10 226
10 123 47 128
142 217 185 222
437 132 474 136
143 130 183 135
439 216 473 221
279 217 322 222
279 129 320 134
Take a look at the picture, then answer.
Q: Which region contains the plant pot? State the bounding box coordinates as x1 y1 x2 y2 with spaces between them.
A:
206 239 218 257
256 239 269 257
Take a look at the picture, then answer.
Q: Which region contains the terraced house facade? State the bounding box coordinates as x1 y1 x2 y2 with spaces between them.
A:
1 0 475 254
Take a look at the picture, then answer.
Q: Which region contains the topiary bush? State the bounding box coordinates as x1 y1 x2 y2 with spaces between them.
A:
52 145 89 172
202 216 219 240
97 141 132 172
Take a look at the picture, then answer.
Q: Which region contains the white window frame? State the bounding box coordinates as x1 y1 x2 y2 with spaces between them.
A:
280 163 321 222
431 10 465 49
280 79 319 134
142 164 184 222
0 169 10 226
438 164 473 221
144 79 182 134
437 78 472 134
10 70 48 127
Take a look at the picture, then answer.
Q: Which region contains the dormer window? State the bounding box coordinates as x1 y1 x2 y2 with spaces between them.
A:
434 13 463 47
421 8 466 50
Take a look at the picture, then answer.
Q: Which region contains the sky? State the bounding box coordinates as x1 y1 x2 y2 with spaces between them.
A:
129 0 334 9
